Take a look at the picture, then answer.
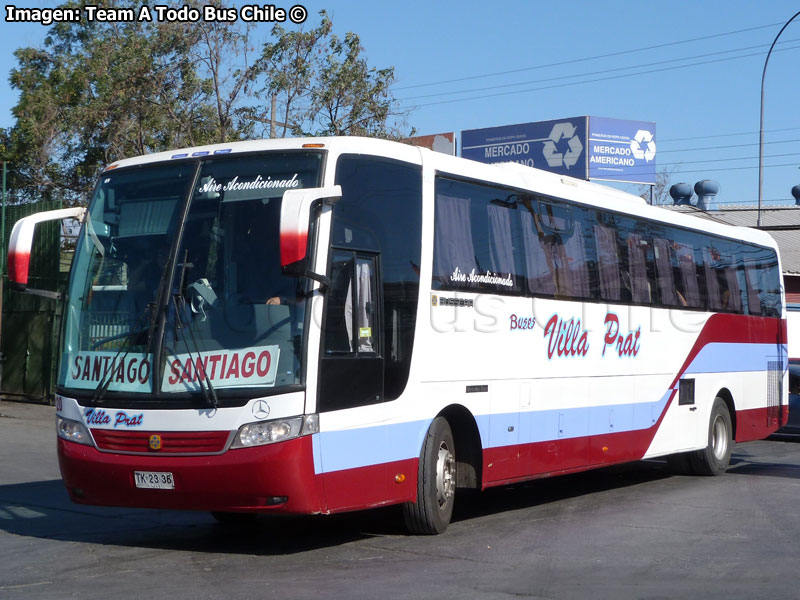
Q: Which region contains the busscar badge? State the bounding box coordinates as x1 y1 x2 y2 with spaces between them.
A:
149 434 162 451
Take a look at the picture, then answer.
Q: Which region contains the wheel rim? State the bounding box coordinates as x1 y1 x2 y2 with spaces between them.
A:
711 414 728 461
435 440 456 510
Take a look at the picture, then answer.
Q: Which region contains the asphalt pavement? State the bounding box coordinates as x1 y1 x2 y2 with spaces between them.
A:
2 399 800 600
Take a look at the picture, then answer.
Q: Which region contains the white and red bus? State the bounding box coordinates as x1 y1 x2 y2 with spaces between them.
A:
9 137 787 534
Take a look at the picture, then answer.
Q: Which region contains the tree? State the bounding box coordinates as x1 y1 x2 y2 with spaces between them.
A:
249 13 332 138
6 1 243 202
252 11 412 139
5 47 70 201
639 166 678 206
189 6 257 142
4 3 412 205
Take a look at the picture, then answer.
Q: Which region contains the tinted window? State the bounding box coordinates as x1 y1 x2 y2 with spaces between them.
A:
433 178 522 294
331 156 422 400
431 175 781 318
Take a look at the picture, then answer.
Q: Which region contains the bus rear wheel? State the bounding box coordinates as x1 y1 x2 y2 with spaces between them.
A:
689 397 733 476
403 416 456 535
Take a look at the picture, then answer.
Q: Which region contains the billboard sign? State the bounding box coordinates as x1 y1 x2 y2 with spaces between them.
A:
403 132 456 155
461 117 588 178
588 117 656 185
461 116 656 185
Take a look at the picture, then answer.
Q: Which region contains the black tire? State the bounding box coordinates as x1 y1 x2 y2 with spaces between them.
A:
403 417 456 535
688 397 733 476
210 511 258 525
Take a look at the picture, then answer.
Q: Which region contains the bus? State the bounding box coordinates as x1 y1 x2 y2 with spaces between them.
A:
8 137 787 534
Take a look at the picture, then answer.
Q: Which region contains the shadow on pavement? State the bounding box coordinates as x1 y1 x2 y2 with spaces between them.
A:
452 460 673 523
728 458 800 479
2 451 795 553
0 461 671 553
0 479 391 554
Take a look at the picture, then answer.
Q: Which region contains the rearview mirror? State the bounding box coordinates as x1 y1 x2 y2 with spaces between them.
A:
8 207 87 298
280 185 341 273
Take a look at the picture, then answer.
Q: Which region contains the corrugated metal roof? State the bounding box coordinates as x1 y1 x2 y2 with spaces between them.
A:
765 229 800 274
665 205 800 274
666 205 800 227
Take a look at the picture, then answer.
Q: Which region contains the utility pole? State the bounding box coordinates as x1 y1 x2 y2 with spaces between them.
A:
266 93 293 138
758 11 800 226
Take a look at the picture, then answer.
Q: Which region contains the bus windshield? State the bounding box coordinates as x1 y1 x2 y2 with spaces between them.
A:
59 151 323 402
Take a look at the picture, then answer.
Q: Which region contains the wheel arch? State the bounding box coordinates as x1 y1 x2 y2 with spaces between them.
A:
716 387 736 440
436 404 483 490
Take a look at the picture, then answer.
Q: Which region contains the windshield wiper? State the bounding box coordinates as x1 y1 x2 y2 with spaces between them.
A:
92 302 155 403
172 294 218 408
149 162 202 395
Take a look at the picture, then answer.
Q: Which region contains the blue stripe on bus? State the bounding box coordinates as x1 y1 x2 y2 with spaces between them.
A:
480 391 673 451
312 419 432 475
684 342 786 375
311 342 787 474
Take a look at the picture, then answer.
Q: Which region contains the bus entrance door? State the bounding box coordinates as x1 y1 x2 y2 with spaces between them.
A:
317 250 388 511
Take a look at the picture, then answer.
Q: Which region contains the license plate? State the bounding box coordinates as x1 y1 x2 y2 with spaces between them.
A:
134 471 174 489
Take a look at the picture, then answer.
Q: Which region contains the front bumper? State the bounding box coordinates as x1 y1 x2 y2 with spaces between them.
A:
57 434 323 514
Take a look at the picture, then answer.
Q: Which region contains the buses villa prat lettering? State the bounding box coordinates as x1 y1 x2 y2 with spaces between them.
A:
543 312 642 359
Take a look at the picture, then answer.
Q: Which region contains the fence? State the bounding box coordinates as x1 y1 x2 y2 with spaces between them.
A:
1 200 70 403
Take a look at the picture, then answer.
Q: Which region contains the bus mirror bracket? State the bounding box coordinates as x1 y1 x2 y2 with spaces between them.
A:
7 207 87 296
280 185 341 291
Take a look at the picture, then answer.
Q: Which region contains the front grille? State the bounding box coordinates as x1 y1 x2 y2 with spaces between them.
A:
91 429 232 454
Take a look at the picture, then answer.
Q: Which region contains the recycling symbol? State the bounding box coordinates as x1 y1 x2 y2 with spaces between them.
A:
542 122 583 170
630 130 656 162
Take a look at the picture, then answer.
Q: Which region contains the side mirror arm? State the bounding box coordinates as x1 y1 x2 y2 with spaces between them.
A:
302 271 331 293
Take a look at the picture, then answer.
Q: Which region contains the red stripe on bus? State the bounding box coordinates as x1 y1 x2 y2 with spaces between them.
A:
320 458 418 512
669 313 786 391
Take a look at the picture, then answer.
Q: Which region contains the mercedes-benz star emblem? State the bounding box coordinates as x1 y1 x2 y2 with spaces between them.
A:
252 400 270 420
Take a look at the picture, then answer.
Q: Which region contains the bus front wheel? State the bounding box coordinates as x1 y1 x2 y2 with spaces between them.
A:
403 417 456 535
689 397 733 476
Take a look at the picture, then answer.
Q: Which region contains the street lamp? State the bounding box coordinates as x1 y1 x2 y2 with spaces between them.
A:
758 11 800 227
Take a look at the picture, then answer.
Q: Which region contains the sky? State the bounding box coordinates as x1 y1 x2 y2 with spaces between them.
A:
2 0 800 207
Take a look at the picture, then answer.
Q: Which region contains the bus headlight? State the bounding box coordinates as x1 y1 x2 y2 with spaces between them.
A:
56 415 93 446
232 414 319 448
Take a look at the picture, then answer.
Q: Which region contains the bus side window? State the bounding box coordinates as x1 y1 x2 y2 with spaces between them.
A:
324 252 355 353
619 225 651 304
323 250 380 355
703 247 724 310
744 251 782 318
433 194 478 288
594 223 622 302
674 240 702 308
653 237 679 306
520 201 556 296
721 261 742 313
744 263 764 316
355 257 378 353
538 201 591 300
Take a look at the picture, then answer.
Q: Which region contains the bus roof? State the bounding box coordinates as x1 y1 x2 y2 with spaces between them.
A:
104 136 779 253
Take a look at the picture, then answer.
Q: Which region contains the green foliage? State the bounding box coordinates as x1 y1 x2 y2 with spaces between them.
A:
4 4 409 205
254 10 411 139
